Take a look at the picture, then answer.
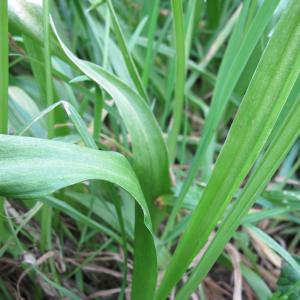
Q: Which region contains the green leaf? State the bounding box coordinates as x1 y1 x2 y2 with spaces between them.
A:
176 86 300 299
248 226 300 276
8 1 171 203
106 0 148 101
163 0 280 240
51 20 171 206
156 0 300 298
277 256 300 300
241 265 272 300
167 0 186 162
0 134 158 300
8 2 172 297
0 135 150 227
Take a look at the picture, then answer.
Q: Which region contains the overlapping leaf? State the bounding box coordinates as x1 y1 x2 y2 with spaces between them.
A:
156 0 300 298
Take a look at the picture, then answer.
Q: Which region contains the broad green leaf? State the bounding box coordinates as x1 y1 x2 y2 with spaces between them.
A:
51 22 170 204
8 1 171 203
156 1 300 298
0 133 158 299
0 134 151 228
8 0 43 44
8 3 171 297
51 22 169 296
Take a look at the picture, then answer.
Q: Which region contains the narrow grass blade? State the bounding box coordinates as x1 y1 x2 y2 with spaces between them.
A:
0 0 9 242
18 100 97 148
106 0 148 101
247 226 300 275
156 1 300 298
184 0 203 61
241 265 272 300
167 0 186 162
162 0 280 239
43 196 122 244
141 0 160 87
0 0 8 133
40 0 54 254
0 202 43 257
176 93 300 299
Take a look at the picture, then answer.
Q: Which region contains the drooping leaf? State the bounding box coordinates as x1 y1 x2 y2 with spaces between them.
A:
0 135 151 229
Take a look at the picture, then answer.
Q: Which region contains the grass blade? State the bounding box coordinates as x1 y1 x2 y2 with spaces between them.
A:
40 0 54 254
167 0 186 162
162 0 280 239
176 93 300 299
247 226 300 274
156 1 300 297
106 0 148 101
141 0 160 87
0 0 9 243
169 0 279 228
0 0 8 134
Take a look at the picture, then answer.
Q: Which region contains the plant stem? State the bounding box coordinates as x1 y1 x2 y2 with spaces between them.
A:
167 0 186 162
93 87 103 140
40 0 54 253
0 0 9 242
0 0 8 134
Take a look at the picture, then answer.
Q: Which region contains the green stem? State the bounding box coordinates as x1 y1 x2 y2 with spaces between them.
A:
0 0 8 134
0 0 8 243
40 0 54 253
132 205 157 300
93 87 103 141
167 0 186 162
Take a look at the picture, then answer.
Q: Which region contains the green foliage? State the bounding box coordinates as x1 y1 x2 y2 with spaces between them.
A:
276 256 300 300
1 0 300 299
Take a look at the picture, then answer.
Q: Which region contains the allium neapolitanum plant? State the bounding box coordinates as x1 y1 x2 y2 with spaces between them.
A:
1 0 300 299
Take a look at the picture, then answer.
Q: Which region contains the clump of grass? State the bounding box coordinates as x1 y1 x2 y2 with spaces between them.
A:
0 0 300 299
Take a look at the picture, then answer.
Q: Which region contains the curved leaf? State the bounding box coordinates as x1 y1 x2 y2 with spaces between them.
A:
8 2 171 298
51 23 170 203
0 134 152 230
8 0 171 205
